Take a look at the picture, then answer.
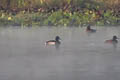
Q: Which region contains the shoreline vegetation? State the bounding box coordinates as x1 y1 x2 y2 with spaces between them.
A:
0 0 120 27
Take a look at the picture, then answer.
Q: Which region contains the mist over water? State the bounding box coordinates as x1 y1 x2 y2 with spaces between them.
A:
0 26 120 80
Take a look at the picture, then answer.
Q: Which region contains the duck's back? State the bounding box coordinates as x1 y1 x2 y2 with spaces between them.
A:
105 40 118 43
105 40 113 43
91 29 96 32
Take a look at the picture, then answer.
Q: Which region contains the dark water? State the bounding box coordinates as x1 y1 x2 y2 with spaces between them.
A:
0 26 120 80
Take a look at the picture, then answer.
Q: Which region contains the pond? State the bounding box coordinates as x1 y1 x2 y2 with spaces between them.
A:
0 26 120 80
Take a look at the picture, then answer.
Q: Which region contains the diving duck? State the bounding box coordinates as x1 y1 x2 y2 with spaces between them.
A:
45 36 61 46
105 35 119 43
86 25 96 33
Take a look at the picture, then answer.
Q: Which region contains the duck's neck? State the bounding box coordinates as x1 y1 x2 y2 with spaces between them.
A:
56 39 59 42
112 37 117 41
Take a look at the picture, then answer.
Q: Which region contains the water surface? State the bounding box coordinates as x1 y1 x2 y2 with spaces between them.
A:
0 26 120 80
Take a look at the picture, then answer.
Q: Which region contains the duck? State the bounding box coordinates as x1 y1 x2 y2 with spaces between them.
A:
45 36 61 46
86 25 96 33
105 36 119 43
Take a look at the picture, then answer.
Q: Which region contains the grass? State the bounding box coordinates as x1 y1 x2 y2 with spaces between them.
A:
0 9 119 27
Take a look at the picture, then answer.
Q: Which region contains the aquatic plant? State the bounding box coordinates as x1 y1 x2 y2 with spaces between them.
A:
0 0 120 27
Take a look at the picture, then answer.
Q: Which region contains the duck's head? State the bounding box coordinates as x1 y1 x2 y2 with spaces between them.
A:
87 25 91 30
113 36 119 40
55 36 61 41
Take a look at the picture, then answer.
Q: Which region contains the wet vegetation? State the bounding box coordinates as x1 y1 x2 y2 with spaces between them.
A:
0 0 120 27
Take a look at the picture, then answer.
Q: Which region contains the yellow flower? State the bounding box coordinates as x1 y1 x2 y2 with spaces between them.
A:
63 11 66 15
40 0 43 4
92 13 96 18
64 24 67 26
89 11 93 14
8 17 12 20
97 6 99 9
1 13 5 18
69 12 72 16
22 10 25 14
85 12 89 15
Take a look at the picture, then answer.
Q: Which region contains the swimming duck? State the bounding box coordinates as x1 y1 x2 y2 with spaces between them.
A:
45 36 61 46
105 36 119 43
86 25 96 33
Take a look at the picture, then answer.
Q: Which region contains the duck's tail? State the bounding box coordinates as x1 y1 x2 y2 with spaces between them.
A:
45 42 47 46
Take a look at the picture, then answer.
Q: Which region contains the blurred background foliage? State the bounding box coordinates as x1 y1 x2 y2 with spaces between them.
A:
0 0 119 11
0 0 120 27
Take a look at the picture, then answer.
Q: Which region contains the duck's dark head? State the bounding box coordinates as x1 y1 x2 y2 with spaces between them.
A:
113 36 118 40
55 36 61 41
87 25 91 30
